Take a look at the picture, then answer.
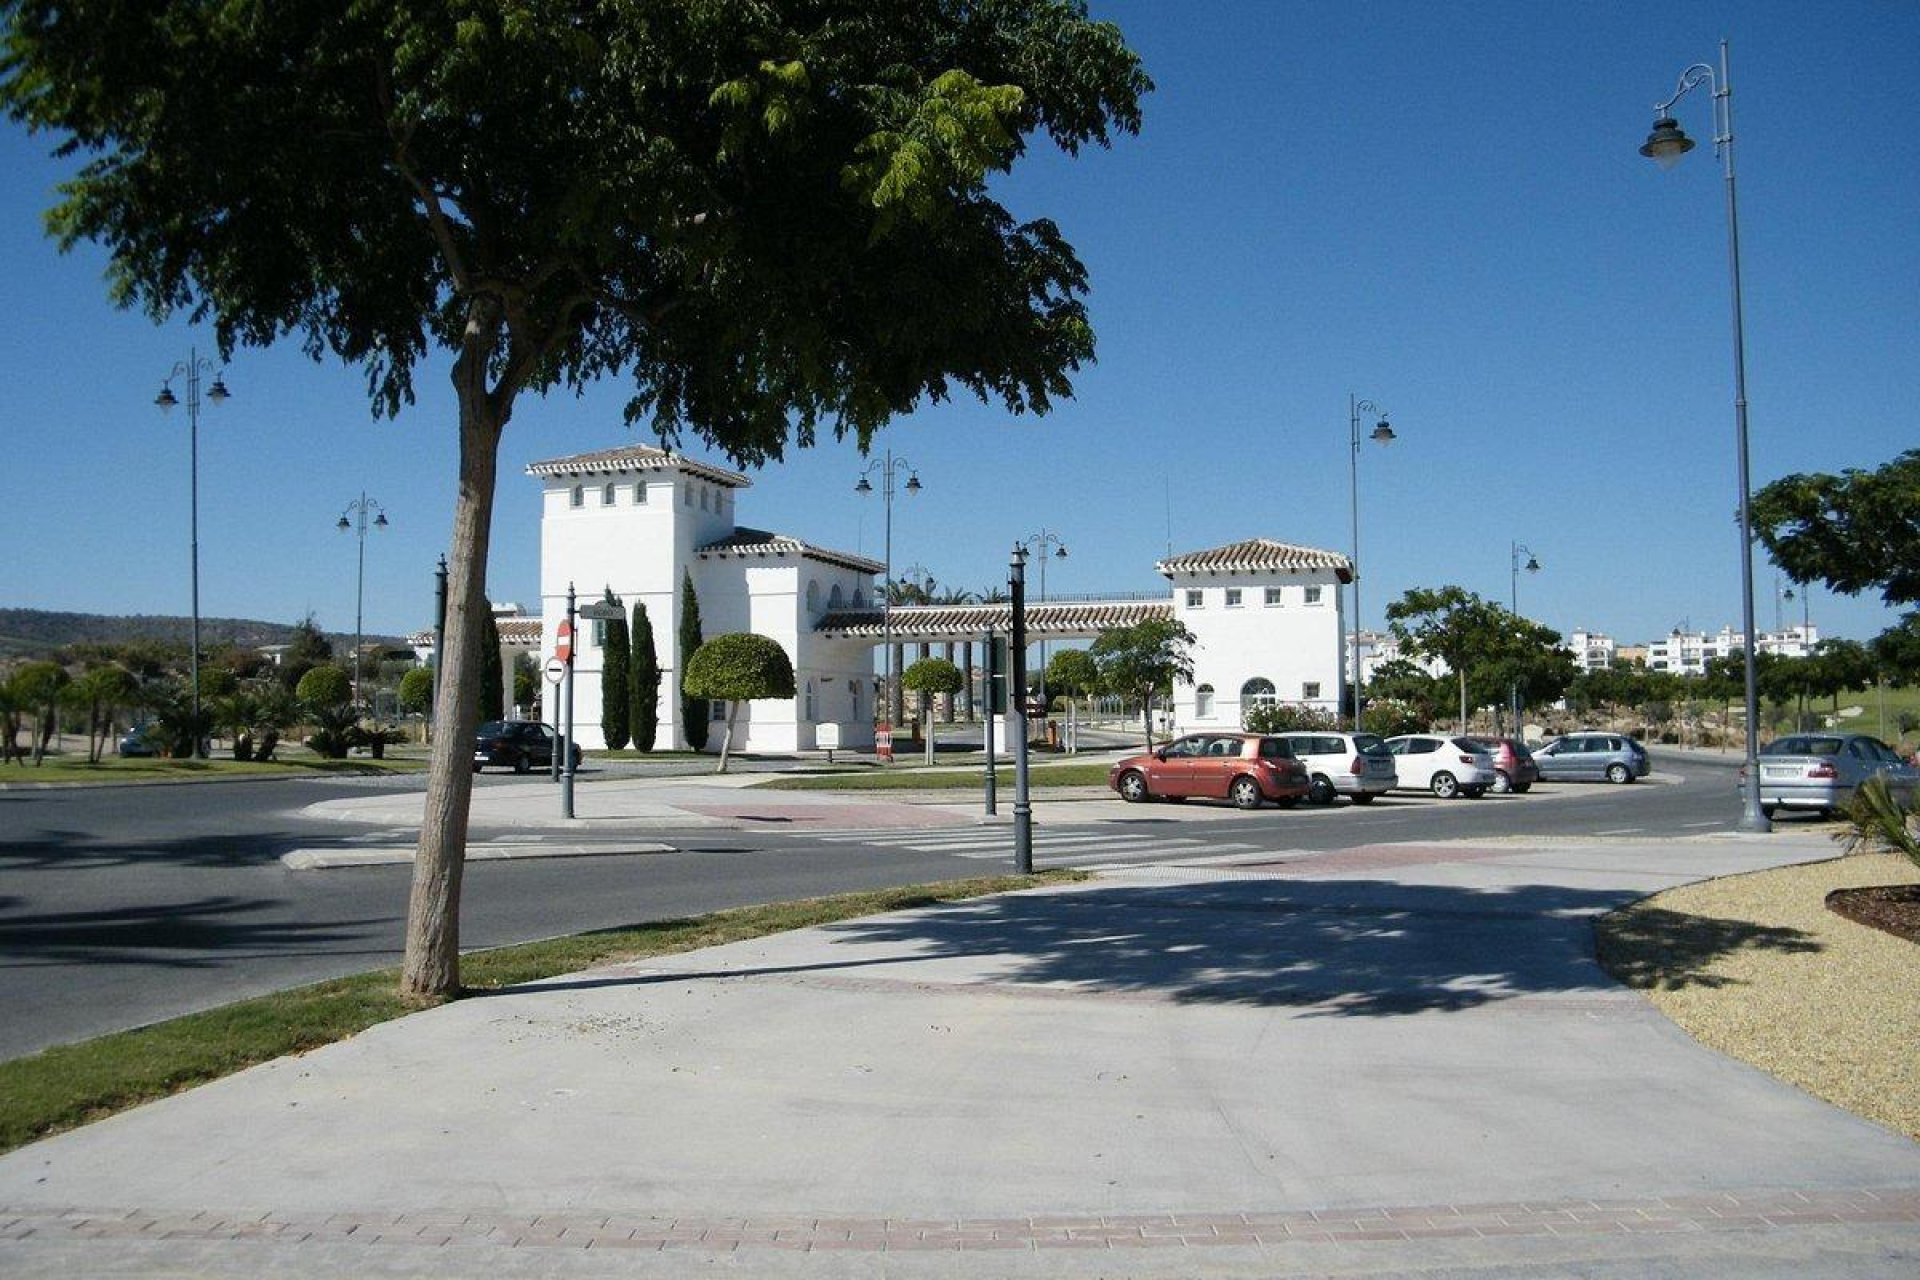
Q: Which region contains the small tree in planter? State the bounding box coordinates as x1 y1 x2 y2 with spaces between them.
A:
682 634 794 774
902 657 963 763
297 665 356 759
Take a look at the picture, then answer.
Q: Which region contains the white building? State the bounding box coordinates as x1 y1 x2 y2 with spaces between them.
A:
1646 622 1820 675
1569 629 1617 672
511 444 1350 753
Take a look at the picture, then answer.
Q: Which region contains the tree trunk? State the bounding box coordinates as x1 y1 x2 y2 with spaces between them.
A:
1457 671 1468 735
402 343 505 1000
717 702 737 773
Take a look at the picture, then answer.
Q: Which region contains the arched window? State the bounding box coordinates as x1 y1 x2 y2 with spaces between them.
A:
852 585 866 607
1195 683 1216 718
828 583 845 608
804 679 817 721
806 580 821 616
1240 677 1277 709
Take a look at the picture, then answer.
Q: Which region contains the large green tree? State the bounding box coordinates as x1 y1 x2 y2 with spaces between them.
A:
1385 586 1570 733
1752 449 1920 606
901 655 962 762
683 632 796 773
598 588 631 750
631 601 660 752
1090 618 1195 750
3 0 1146 998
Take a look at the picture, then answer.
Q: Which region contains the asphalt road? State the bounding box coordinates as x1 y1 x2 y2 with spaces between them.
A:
0 749 1781 1062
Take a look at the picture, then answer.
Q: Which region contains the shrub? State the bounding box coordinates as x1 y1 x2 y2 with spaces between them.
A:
1243 703 1339 734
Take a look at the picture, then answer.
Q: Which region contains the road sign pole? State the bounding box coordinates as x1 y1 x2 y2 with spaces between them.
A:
561 583 576 817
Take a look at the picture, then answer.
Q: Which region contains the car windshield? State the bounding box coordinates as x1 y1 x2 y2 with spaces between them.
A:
1353 734 1391 756
476 721 510 736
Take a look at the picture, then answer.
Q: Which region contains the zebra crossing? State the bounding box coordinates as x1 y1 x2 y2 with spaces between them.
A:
801 824 1265 868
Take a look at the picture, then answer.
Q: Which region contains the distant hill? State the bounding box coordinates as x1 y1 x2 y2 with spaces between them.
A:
0 609 403 662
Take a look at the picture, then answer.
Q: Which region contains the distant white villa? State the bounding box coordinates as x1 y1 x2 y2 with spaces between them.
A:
419 444 1355 752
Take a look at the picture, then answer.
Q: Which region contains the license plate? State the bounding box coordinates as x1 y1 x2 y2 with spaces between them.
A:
1760 765 1795 779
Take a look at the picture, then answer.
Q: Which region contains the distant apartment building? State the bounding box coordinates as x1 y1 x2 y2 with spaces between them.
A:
1568 629 1616 672
1646 622 1819 675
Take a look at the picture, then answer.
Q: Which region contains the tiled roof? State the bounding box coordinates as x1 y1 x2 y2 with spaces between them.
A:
698 527 885 576
1156 538 1352 581
405 617 544 648
814 599 1171 640
525 444 751 489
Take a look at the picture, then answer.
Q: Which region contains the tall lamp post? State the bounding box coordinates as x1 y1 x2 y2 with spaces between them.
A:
1348 395 1396 731
1639 38 1769 832
855 450 920 747
1021 529 1068 710
154 351 230 758
336 493 389 708
1509 542 1541 733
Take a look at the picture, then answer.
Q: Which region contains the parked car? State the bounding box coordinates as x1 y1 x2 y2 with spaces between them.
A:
1109 732 1312 810
1532 732 1650 784
1462 736 1538 794
1274 731 1398 805
473 720 582 774
1742 732 1919 820
1383 734 1497 798
117 725 156 758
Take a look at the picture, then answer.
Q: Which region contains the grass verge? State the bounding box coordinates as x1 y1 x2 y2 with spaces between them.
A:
0 870 1082 1156
0 754 428 785
763 761 1114 790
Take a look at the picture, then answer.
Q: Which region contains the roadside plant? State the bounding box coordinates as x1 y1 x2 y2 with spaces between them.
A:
683 633 795 774
1839 776 1920 873
632 602 660 753
1243 703 1338 734
397 666 434 717
600 589 631 751
901 657 963 762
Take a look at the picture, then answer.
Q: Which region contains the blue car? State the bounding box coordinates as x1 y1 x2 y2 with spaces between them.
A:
117 726 157 757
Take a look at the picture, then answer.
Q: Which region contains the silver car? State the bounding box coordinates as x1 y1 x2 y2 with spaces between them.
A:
1750 733 1919 820
1275 731 1398 805
1533 733 1651 784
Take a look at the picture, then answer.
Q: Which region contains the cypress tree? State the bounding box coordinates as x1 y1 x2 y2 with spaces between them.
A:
632 601 660 752
478 605 504 721
600 588 631 750
678 570 708 750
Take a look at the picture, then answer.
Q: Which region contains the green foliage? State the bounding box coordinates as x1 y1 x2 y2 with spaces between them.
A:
599 589 631 751
1044 648 1100 700
303 703 359 760
1358 697 1427 738
295 665 352 709
1091 618 1196 748
478 607 504 722
901 657 964 696
1752 449 1920 606
684 634 798 703
1874 613 1920 688
279 616 333 691
10 659 71 764
1839 775 1920 872
679 571 708 752
1242 703 1339 734
141 678 213 759
632 602 660 752
68 663 139 763
512 653 539 716
397 666 434 715
1386 586 1572 731
1367 658 1448 727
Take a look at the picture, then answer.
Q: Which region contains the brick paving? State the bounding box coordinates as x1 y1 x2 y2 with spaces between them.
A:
6 1187 1916 1257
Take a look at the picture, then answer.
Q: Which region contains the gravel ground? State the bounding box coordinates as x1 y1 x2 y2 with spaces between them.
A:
1596 851 1920 1141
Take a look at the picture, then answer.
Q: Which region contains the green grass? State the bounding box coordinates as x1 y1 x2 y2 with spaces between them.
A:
762 761 1115 790
0 871 1081 1155
0 753 429 785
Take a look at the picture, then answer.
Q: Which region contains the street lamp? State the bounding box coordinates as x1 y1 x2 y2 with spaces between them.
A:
1638 38 1769 832
1021 529 1068 710
155 350 230 758
1509 542 1541 732
855 450 920 747
1348 395 1396 732
336 493 389 708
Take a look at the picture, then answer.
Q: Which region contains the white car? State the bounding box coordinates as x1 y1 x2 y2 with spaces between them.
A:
1274 731 1399 805
1384 734 1497 799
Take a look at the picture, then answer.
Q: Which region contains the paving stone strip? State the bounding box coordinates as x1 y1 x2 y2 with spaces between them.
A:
6 1188 1916 1256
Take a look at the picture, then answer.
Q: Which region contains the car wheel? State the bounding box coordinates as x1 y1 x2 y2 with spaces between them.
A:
512 752 531 775
1464 786 1486 798
1605 762 1632 784
1116 770 1150 803
1761 802 1778 818
1229 776 1264 810
1307 775 1337 806
1513 783 1531 794
1430 772 1459 799
1274 796 1300 810
1349 792 1376 805
1490 770 1513 795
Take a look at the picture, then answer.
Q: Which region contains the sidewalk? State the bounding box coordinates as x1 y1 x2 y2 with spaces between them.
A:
3 825 1916 1277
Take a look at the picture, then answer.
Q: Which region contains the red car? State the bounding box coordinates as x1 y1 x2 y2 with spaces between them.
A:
1463 736 1539 794
1109 732 1311 810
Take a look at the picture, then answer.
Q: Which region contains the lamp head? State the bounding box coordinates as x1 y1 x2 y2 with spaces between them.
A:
206 375 231 404
905 473 922 495
1525 555 1541 574
154 385 179 412
336 515 351 532
1639 116 1695 170
374 511 389 530
1055 544 1068 559
1370 419 1395 445
854 475 872 495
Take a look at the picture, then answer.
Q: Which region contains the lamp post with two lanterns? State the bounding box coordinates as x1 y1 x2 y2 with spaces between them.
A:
1348 396 1396 732
154 351 230 758
1509 542 1541 733
855 451 921 745
336 494 389 708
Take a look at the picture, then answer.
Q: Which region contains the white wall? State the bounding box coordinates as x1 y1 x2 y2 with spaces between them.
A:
1170 570 1346 731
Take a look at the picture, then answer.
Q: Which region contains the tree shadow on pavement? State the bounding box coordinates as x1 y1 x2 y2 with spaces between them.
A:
1593 904 1823 992
0 898 397 969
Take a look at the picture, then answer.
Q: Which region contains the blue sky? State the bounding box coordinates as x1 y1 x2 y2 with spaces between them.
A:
3 1 1914 649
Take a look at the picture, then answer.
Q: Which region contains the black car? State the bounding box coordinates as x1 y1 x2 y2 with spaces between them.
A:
117 725 157 758
472 720 582 774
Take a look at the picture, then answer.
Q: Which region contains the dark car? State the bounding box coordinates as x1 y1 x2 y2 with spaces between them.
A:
117 725 157 758
1463 736 1539 794
1533 732 1650 784
1109 732 1311 810
473 720 582 774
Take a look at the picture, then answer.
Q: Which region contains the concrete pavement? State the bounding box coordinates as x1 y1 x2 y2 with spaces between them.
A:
3 777 1917 1276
